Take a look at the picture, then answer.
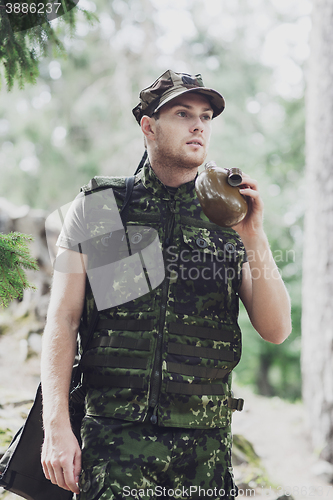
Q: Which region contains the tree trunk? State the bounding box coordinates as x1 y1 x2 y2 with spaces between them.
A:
302 0 333 462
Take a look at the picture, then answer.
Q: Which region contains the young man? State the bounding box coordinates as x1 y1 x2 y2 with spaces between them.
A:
41 70 291 499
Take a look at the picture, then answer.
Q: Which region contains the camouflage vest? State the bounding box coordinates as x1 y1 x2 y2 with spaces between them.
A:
79 161 246 429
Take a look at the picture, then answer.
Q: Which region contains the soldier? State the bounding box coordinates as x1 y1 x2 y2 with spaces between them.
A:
41 70 292 499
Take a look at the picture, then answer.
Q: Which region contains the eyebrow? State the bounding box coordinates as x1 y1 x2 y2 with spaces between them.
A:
170 102 213 113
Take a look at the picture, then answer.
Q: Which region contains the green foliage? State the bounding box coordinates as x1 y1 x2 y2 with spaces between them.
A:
0 24 40 90
0 0 97 90
0 232 39 307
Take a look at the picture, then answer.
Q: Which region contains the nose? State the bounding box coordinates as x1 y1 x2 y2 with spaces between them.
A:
190 116 204 133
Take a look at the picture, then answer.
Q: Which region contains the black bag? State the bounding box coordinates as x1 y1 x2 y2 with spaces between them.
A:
0 176 136 499
0 379 83 500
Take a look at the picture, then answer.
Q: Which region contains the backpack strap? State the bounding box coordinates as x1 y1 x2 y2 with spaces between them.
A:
80 173 141 194
120 176 135 225
134 150 148 176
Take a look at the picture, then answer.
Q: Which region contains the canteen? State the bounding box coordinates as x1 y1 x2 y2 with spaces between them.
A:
195 161 248 227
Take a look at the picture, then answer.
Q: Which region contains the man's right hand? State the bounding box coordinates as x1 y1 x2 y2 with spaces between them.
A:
41 425 81 494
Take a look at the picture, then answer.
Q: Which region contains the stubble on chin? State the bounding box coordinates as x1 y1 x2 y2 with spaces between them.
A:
155 146 207 172
153 125 208 173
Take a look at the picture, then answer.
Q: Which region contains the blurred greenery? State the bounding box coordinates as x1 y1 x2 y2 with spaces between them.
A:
0 0 307 400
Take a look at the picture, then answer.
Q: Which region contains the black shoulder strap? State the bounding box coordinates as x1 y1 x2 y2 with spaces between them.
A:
134 150 147 176
120 176 135 225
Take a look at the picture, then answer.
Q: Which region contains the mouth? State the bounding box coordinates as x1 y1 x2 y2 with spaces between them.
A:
186 140 203 147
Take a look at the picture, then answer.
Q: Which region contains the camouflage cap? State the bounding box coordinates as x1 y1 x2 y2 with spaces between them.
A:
132 69 225 124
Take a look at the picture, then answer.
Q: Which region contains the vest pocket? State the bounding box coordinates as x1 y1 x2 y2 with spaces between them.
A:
82 318 154 404
162 319 242 404
172 227 242 319
79 462 108 500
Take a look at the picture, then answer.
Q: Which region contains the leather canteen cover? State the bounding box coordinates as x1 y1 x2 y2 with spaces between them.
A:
0 384 77 500
195 162 248 227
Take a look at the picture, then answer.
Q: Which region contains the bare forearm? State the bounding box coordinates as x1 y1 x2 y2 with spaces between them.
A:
241 232 292 343
232 174 291 343
41 316 82 495
41 312 79 429
40 249 86 493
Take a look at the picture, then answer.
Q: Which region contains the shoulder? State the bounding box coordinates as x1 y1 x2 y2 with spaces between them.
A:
80 173 142 195
80 176 127 194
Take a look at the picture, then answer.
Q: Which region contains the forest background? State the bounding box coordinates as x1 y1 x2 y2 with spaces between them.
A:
0 0 310 400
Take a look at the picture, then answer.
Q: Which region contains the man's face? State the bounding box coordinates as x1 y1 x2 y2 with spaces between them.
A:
151 92 213 170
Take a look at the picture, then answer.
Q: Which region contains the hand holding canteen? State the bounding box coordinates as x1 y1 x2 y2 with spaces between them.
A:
195 161 248 227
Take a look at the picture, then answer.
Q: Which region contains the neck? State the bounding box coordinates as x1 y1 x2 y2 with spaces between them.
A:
148 154 199 188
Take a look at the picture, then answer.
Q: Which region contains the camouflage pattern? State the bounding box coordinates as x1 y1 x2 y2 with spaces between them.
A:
78 414 237 499
132 70 225 124
79 160 246 429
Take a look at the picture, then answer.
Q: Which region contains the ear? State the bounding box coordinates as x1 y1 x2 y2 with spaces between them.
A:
141 115 156 142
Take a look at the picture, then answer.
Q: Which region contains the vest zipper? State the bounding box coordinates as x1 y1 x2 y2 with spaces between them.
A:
149 199 176 420
150 404 158 424
165 199 176 247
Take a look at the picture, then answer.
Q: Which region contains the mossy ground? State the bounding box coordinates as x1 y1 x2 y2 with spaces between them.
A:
0 428 12 452
232 433 274 494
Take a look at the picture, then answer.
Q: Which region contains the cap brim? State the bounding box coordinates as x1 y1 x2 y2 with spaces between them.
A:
154 87 225 118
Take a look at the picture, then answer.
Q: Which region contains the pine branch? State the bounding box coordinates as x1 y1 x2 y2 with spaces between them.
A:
0 0 98 90
0 232 39 308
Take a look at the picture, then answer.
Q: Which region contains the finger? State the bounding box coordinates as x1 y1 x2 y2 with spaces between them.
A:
41 456 60 487
74 449 82 485
240 180 258 192
238 172 252 183
53 464 71 491
62 453 81 494
239 172 251 181
41 460 51 481
41 447 51 480
238 172 258 188
239 187 259 199
62 468 79 494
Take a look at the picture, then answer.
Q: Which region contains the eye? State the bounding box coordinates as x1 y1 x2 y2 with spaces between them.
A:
203 114 212 121
177 110 187 117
